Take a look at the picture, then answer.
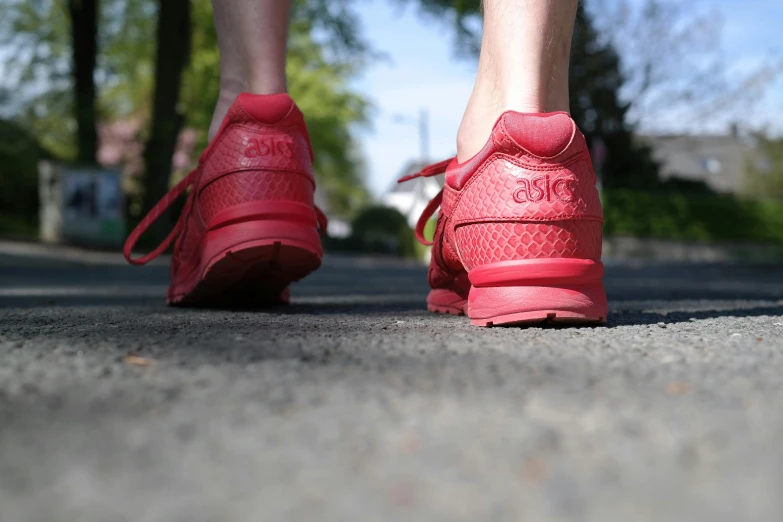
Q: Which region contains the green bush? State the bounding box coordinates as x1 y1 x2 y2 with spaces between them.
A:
339 205 418 257
603 189 783 244
0 120 42 234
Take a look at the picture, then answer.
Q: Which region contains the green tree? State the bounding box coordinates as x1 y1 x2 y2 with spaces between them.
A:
746 136 783 199
594 0 780 130
288 4 370 214
0 119 44 234
0 0 100 163
1 0 76 158
350 205 418 257
67 0 100 164
1 0 371 221
141 0 191 228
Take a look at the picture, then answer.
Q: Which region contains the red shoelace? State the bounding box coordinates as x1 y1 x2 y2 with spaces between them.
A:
397 158 453 246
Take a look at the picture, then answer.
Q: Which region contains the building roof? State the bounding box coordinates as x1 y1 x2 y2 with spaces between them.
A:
641 134 753 193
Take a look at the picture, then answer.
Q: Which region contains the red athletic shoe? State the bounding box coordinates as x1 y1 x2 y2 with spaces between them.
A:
123 93 326 306
400 111 607 326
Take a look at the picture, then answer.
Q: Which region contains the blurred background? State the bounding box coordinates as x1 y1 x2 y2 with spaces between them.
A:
0 0 781 259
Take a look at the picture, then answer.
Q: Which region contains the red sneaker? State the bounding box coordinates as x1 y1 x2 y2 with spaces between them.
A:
124 93 326 306
400 111 607 326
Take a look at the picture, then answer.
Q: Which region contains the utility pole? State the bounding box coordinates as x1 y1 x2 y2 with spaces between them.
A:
393 108 430 165
393 108 432 226
419 108 429 163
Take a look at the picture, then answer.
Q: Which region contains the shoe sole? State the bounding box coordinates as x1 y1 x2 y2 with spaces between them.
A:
168 205 323 307
428 259 608 327
171 239 321 307
426 288 467 316
468 259 607 327
470 309 605 327
428 290 606 326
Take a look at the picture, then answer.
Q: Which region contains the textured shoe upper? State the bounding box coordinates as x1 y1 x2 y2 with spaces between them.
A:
195 94 315 226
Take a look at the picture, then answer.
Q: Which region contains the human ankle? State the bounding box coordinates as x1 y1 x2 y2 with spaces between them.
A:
208 85 243 142
458 0 576 162
245 73 287 96
207 74 289 141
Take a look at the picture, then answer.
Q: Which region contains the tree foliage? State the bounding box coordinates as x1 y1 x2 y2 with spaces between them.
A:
0 0 75 158
141 0 191 226
0 0 371 217
0 119 43 229
593 0 780 130
349 205 418 257
745 136 783 199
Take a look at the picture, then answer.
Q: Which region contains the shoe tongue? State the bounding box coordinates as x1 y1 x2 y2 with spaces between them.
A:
499 111 575 158
236 93 295 124
199 93 298 163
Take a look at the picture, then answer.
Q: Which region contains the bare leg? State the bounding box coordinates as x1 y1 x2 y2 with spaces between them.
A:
209 0 291 140
457 0 578 162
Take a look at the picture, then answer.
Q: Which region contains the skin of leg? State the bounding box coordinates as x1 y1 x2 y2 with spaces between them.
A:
457 0 578 162
209 0 291 140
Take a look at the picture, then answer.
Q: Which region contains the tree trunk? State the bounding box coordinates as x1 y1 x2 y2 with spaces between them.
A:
141 0 192 235
67 0 99 165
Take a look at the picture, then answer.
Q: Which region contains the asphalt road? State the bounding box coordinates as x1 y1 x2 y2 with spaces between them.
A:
2 241 783 521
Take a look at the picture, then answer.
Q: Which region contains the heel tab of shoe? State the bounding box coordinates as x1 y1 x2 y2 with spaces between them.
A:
498 111 576 158
236 92 296 124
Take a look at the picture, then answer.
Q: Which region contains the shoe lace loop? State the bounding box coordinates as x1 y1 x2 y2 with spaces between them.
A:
397 158 454 246
123 169 199 266
314 206 329 234
123 169 329 266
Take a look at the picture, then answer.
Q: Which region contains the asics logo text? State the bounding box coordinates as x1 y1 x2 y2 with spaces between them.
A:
513 174 576 204
245 137 293 158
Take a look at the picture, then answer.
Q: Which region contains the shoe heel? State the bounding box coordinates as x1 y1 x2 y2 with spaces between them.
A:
467 259 608 326
175 202 322 305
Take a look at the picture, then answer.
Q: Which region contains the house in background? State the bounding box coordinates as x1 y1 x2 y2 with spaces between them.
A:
642 127 753 194
382 160 443 229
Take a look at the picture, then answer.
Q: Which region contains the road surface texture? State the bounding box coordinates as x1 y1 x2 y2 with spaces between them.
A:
2 240 783 521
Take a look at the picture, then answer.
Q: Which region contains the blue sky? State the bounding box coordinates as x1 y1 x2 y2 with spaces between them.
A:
353 0 783 196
